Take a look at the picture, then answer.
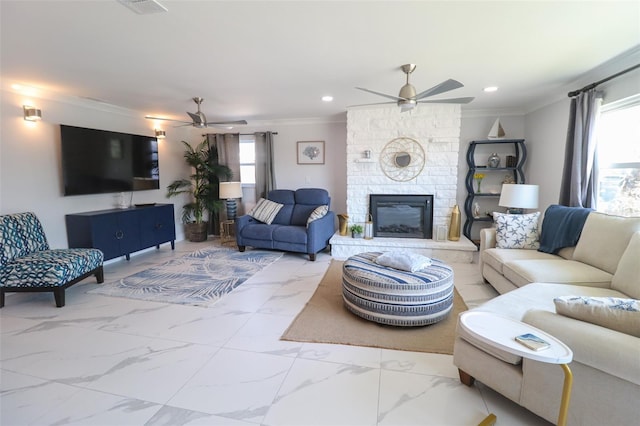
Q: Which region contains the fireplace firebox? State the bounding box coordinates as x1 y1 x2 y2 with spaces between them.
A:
370 194 434 239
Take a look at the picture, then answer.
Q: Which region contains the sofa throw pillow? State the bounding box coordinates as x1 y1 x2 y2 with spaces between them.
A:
554 296 640 338
306 205 328 227
375 251 432 272
248 198 284 225
493 211 540 249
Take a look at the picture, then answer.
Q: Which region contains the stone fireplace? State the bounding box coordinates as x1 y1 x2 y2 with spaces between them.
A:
329 104 476 262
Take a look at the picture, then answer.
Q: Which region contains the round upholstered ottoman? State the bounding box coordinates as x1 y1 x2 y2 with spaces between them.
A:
342 252 454 327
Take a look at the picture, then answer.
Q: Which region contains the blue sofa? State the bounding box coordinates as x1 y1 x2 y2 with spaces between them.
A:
236 188 336 261
0 212 104 307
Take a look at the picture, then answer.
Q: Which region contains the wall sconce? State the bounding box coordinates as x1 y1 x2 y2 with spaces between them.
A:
155 129 166 139
23 105 42 122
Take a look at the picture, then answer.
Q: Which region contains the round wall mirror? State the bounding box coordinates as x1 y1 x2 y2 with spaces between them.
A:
394 152 411 168
380 137 426 182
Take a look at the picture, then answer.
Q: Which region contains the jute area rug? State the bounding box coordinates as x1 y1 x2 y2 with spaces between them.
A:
281 260 468 354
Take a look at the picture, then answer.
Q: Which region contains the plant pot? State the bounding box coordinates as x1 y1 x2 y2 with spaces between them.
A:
185 222 209 242
352 232 363 239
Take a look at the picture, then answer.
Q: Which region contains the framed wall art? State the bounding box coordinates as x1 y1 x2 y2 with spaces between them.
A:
297 141 325 165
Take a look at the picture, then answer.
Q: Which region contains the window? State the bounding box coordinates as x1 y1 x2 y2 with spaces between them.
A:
239 135 255 184
596 95 640 217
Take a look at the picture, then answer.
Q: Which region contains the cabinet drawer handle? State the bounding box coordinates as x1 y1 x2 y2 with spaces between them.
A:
115 230 124 239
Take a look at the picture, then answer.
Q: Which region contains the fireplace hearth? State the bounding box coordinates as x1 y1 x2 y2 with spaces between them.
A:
370 194 434 239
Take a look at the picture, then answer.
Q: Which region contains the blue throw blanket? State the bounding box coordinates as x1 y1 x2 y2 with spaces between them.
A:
538 205 592 254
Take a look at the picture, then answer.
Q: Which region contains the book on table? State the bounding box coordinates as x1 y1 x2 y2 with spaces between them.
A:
515 333 550 351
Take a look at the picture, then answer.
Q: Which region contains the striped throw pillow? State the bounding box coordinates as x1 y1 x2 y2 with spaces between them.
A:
248 198 283 224
307 205 328 227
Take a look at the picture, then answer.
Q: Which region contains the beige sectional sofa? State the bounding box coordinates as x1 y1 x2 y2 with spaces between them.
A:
453 211 640 426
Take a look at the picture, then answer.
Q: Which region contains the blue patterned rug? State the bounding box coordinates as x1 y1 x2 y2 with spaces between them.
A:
88 246 283 307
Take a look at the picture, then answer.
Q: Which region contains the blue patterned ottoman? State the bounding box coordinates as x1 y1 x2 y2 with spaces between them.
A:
342 252 454 326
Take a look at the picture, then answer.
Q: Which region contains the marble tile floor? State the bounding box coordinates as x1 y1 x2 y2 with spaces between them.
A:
0 240 552 426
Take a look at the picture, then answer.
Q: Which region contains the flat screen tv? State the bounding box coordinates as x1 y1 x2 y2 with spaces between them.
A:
60 125 160 196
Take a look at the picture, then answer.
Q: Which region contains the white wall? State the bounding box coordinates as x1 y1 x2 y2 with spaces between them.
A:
236 119 347 216
0 89 192 247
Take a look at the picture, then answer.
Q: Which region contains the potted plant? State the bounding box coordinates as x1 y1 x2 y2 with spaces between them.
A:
350 224 364 238
166 139 232 242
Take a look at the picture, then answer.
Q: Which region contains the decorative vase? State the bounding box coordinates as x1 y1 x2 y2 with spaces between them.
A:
448 205 461 241
338 214 349 236
473 202 481 218
476 179 483 193
488 153 501 168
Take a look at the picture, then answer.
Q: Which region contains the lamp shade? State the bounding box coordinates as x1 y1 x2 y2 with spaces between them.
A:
499 184 539 209
219 182 243 199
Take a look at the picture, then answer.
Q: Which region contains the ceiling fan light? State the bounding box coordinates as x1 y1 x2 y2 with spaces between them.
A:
398 100 416 112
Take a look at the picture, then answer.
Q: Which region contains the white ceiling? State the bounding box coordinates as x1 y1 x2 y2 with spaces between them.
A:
2 0 639 124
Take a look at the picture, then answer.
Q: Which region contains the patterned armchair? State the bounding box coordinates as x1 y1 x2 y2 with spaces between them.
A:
0 212 104 307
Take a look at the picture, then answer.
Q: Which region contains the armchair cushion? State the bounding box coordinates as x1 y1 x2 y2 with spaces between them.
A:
0 248 103 288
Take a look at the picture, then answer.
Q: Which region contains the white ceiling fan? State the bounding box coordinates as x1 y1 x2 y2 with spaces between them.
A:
145 97 248 128
355 64 474 111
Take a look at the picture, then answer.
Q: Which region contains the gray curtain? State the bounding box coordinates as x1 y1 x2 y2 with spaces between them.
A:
208 133 241 181
559 89 602 207
254 131 276 200
206 133 240 233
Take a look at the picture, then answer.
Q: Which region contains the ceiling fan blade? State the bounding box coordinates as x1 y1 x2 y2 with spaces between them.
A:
187 111 204 124
415 79 464 100
347 101 397 108
418 96 475 104
206 120 248 126
145 115 191 124
355 87 407 102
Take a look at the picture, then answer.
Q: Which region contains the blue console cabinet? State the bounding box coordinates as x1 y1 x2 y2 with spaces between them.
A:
65 204 176 261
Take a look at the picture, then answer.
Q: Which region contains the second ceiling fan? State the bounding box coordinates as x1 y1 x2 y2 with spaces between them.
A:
355 64 474 111
146 97 248 128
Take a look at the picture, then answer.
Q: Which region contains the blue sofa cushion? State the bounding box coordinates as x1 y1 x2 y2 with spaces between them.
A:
291 188 331 226
240 223 278 241
273 226 307 244
268 190 295 225
0 248 103 288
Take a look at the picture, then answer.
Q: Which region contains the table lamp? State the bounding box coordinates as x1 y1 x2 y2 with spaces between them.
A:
219 182 243 221
498 184 539 214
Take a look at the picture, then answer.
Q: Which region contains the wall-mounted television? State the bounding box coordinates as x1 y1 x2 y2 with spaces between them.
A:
60 125 160 196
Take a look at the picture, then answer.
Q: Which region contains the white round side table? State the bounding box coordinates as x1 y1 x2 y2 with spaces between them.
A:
459 311 573 426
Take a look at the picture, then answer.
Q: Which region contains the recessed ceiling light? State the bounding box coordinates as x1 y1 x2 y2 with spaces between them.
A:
322 95 334 102
484 86 499 93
